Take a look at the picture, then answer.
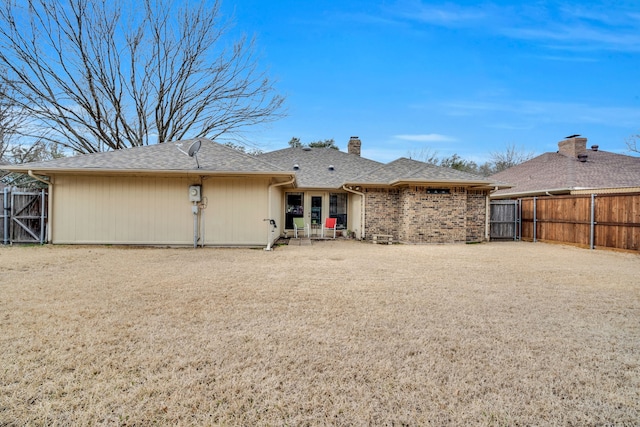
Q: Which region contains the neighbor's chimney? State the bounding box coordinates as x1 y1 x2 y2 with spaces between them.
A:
558 136 587 158
348 136 361 156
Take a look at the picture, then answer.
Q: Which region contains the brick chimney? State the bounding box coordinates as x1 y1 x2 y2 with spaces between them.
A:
348 136 361 156
558 136 587 158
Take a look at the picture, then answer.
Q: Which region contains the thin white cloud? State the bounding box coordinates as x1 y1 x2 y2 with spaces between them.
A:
386 1 640 52
394 133 457 142
504 25 640 52
404 4 488 26
443 100 640 128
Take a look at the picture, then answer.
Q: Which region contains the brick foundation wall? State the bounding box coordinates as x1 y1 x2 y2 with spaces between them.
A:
364 186 489 243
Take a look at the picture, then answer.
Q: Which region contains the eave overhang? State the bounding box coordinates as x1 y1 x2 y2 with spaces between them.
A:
2 165 296 181
343 178 510 190
490 188 571 199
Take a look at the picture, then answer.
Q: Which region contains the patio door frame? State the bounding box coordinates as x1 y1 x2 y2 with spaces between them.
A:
306 192 325 235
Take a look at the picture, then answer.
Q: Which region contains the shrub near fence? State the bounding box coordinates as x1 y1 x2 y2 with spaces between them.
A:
520 193 640 252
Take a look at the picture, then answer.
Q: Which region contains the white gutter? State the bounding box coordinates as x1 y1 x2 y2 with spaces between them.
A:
342 185 365 240
28 170 50 186
490 188 571 199
29 170 53 243
264 177 295 251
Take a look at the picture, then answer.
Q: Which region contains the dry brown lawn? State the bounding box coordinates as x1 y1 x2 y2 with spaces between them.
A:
1 241 639 426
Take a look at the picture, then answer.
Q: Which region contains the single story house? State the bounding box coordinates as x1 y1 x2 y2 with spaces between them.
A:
3 137 507 247
490 136 640 199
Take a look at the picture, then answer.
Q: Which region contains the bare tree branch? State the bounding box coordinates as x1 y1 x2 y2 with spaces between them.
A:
0 0 285 154
625 133 639 153
489 144 535 173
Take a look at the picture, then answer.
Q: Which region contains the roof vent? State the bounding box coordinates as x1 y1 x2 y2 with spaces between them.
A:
577 153 588 163
591 145 599 151
328 165 335 171
302 147 312 151
293 164 300 170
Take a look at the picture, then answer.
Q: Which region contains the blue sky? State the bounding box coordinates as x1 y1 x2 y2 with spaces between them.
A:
220 0 640 163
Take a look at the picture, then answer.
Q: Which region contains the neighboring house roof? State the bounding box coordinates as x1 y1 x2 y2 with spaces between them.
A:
490 137 640 198
2 139 291 177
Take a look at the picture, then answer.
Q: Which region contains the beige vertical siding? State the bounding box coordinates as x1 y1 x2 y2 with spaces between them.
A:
52 175 194 244
51 175 272 246
269 185 285 243
348 193 363 238
201 177 271 246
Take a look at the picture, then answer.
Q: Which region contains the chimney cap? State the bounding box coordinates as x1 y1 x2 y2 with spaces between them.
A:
565 134 581 139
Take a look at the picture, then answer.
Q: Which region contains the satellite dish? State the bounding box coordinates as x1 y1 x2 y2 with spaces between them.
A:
175 139 202 168
188 140 201 157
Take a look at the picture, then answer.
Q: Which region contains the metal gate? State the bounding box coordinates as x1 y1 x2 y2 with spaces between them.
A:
1 187 48 244
490 200 519 240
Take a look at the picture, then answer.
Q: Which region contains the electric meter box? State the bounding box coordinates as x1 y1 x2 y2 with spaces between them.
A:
188 185 201 202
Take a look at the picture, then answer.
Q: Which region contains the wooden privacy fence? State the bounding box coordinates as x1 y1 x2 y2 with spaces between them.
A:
1 187 48 245
489 200 519 240
518 193 640 251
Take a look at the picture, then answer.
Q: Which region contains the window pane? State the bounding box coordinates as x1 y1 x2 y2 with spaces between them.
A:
329 193 347 229
285 192 303 229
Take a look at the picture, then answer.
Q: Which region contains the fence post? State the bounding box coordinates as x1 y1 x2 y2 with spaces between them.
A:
2 188 9 245
40 188 46 244
533 197 537 242
515 199 520 241
590 193 595 250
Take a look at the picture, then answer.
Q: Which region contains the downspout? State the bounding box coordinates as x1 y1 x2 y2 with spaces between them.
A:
342 185 365 240
264 177 295 251
29 170 52 243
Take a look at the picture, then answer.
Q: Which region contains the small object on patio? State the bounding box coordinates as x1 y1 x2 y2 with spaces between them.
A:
372 234 393 245
322 217 337 239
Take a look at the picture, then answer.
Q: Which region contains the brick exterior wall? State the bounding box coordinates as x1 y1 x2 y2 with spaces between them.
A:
364 186 488 243
363 188 400 237
466 190 487 242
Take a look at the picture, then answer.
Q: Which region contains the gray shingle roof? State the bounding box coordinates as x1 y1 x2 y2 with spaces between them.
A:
349 157 494 185
490 149 640 197
257 147 383 188
259 149 501 188
3 138 506 189
3 139 288 175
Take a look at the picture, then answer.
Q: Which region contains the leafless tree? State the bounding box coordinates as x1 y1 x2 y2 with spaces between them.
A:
407 147 440 165
489 144 535 173
0 0 284 154
0 75 23 164
626 133 639 154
